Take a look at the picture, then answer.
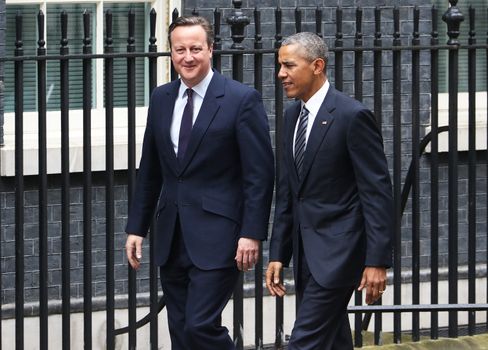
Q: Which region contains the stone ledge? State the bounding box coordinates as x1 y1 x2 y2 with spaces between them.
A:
361 333 488 350
256 334 488 349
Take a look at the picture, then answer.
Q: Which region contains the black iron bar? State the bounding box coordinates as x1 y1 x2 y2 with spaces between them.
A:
467 5 477 337
14 10 25 350
334 7 343 90
486 4 488 334
3 43 487 64
443 1 463 337
148 8 159 350
392 6 402 344
430 5 440 340
213 8 222 71
373 6 383 344
315 7 322 37
274 6 284 348
127 8 138 349
82 10 93 350
354 7 363 348
228 4 248 345
254 7 264 350
104 10 116 350
60 10 71 350
411 6 421 342
170 9 179 81
37 9 48 350
295 7 301 33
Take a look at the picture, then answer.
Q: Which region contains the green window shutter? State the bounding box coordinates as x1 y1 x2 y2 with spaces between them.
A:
105 3 146 107
4 5 39 113
435 1 487 93
46 4 96 111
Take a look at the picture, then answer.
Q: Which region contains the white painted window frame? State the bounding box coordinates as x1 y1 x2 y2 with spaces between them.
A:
426 92 487 153
1 0 181 176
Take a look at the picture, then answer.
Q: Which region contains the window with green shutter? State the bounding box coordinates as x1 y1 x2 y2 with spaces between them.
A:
4 5 39 112
4 2 148 112
105 3 146 107
46 3 97 110
434 1 487 93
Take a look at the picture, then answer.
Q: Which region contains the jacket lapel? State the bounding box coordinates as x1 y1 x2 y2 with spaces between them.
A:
298 87 336 189
161 81 180 174
178 72 224 173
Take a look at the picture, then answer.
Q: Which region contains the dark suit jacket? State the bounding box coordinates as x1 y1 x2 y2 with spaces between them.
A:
270 85 393 288
126 71 274 270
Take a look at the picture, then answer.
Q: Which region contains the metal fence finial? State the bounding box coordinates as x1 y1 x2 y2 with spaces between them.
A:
60 10 68 48
442 0 464 45
227 0 249 49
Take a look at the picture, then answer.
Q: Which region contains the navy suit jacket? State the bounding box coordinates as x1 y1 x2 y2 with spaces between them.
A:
126 71 274 270
270 85 393 288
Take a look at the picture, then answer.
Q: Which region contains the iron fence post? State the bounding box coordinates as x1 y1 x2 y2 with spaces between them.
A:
14 10 24 350
467 5 477 337
127 8 137 349
37 9 48 350
273 6 284 349
430 5 440 340
227 4 249 348
442 0 464 338
59 9 71 350
104 9 116 350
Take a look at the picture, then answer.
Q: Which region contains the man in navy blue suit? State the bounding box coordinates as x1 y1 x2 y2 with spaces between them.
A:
125 16 274 349
266 32 393 349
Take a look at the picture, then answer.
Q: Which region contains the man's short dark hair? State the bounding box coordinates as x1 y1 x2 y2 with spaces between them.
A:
282 32 328 63
168 16 214 48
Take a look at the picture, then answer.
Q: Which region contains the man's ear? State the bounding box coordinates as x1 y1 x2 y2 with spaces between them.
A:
313 58 326 75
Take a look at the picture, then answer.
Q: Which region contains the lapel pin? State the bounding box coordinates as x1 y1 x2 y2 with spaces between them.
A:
322 121 328 125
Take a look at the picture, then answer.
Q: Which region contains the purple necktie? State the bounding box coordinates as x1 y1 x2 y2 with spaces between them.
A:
178 88 193 160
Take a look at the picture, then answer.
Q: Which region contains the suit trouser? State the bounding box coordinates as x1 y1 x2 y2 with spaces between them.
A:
160 219 239 350
288 234 355 350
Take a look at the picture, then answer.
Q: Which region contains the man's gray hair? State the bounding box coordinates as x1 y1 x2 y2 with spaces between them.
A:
281 32 328 63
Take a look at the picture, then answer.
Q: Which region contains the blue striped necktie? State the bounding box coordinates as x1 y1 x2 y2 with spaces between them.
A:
294 106 309 178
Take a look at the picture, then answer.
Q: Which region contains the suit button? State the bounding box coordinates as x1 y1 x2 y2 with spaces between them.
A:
299 197 304 202
173 201 177 206
178 178 183 183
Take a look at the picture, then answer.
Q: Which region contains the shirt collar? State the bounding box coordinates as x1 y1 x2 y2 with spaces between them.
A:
179 69 214 99
302 79 330 117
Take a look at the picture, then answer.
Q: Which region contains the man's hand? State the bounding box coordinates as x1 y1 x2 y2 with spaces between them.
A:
125 234 144 270
357 266 387 304
235 237 260 271
266 261 286 297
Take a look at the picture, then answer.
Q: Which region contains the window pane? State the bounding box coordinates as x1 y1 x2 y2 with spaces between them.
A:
435 1 487 93
46 4 96 110
4 5 38 113
105 3 146 107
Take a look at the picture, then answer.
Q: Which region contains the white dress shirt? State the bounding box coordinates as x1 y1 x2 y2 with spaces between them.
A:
170 69 214 154
293 80 330 155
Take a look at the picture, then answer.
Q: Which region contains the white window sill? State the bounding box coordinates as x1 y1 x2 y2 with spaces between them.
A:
0 107 148 176
425 92 487 153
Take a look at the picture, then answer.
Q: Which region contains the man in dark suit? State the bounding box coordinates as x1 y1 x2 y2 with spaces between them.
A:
266 32 393 349
125 16 274 350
